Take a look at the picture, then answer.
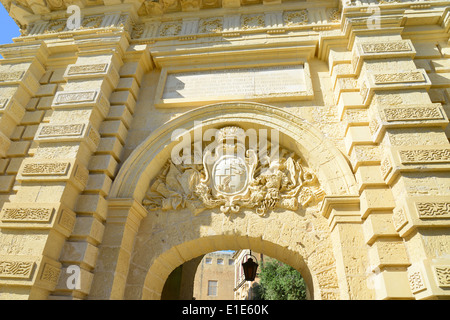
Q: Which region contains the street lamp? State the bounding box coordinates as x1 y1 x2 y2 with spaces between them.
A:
242 251 258 281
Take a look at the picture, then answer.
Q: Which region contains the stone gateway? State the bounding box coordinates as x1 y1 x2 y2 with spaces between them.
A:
0 0 449 300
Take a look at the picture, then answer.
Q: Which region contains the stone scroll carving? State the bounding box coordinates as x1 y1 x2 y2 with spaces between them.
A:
143 126 324 215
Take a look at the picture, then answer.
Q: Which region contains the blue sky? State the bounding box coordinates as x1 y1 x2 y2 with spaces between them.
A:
0 5 21 45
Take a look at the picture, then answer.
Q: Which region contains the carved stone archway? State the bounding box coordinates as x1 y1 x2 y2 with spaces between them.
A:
109 102 358 200
90 102 366 300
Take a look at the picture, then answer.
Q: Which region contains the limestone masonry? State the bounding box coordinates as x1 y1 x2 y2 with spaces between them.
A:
0 0 449 300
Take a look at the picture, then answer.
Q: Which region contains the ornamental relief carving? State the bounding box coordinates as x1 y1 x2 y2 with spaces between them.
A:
408 268 427 294
283 10 308 26
415 202 450 219
373 71 425 84
0 260 35 279
67 63 108 75
22 162 70 176
198 17 223 34
23 7 340 39
1 207 54 222
40 263 60 285
399 149 450 164
383 106 444 122
38 124 85 138
241 14 265 30
435 267 450 288
0 71 24 82
392 207 407 231
54 91 97 104
360 41 411 54
143 126 324 216
159 21 183 37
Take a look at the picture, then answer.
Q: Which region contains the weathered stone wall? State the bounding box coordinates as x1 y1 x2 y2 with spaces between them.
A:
0 0 449 300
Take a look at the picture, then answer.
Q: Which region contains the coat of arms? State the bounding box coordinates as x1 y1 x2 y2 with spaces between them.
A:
201 126 257 213
143 126 324 216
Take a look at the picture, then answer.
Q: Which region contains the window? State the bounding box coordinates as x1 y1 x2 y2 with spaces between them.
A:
228 259 234 265
205 258 212 264
208 280 218 296
217 258 224 265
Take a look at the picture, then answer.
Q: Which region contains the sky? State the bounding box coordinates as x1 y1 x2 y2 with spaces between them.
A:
0 5 21 46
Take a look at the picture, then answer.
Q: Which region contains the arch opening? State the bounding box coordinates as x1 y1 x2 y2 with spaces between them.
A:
141 236 317 300
162 249 311 301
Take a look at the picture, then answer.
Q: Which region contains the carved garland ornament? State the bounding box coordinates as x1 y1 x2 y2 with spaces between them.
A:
143 126 324 215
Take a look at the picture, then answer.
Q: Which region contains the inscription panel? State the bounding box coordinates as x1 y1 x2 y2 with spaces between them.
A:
158 64 312 107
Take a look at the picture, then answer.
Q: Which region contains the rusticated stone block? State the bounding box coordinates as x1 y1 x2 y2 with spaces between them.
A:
52 90 110 118
352 40 416 75
383 145 450 184
360 188 395 219
408 259 450 300
368 240 410 271
16 158 89 191
35 122 100 152
394 196 450 237
362 213 398 245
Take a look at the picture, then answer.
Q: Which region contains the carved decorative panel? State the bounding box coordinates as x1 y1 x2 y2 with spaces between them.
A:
22 162 70 176
143 126 324 215
415 202 450 219
383 106 444 122
67 63 108 75
399 149 450 164
0 259 35 279
434 267 450 288
1 207 54 223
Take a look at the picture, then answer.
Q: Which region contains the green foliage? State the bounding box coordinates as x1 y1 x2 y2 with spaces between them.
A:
253 259 307 300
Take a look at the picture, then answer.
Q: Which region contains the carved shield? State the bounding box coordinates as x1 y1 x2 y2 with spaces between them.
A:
201 126 257 212
212 155 248 195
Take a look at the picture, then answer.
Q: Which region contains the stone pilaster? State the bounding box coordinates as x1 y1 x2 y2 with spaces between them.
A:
86 48 151 300
0 32 129 299
88 198 147 300
0 41 58 299
42 33 131 300
342 8 450 299
321 196 375 300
